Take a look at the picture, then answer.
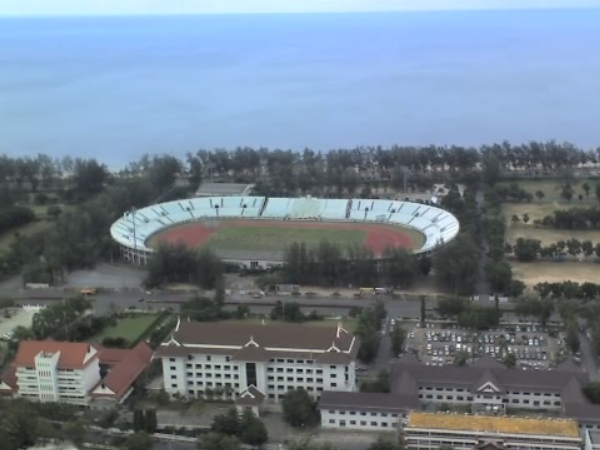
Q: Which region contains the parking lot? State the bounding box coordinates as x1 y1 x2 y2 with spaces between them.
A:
403 321 562 369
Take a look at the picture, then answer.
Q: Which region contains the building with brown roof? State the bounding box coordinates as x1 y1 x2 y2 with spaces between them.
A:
0 340 101 405
318 354 600 432
0 339 153 407
156 319 359 408
90 341 154 407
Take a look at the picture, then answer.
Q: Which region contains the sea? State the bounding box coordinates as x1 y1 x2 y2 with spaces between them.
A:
1 9 600 170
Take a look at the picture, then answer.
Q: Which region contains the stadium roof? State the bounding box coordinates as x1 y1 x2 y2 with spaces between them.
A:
195 182 254 197
407 412 580 437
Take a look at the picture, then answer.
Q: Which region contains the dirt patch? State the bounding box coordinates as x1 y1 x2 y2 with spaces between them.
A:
149 219 421 255
512 261 600 287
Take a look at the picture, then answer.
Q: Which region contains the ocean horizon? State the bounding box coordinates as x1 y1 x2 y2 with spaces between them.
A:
1 9 599 169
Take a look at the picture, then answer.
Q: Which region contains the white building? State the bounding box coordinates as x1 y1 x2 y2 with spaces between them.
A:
405 412 581 450
585 429 600 450
156 320 359 411
0 340 101 406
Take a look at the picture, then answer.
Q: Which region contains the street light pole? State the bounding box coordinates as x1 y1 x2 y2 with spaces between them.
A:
130 206 137 265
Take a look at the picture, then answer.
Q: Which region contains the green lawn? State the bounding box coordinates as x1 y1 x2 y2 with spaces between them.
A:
93 314 159 344
204 226 367 252
0 203 74 254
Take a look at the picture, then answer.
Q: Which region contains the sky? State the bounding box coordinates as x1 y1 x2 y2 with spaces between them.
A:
1 0 600 16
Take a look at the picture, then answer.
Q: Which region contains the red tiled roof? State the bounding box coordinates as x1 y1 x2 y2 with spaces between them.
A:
0 365 17 393
92 341 153 399
96 346 130 366
14 340 97 369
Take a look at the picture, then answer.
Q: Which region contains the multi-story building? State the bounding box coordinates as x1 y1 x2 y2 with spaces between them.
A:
0 339 153 407
319 353 600 431
156 320 359 409
404 412 581 450
0 340 101 405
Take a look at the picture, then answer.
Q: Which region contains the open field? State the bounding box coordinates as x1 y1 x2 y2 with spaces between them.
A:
498 179 595 202
512 261 600 287
92 314 159 343
149 219 425 254
0 203 73 254
0 309 37 336
502 203 600 245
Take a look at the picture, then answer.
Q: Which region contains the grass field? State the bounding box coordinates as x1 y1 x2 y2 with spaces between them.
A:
0 203 73 254
512 261 600 287
93 314 159 344
204 226 367 251
502 203 600 245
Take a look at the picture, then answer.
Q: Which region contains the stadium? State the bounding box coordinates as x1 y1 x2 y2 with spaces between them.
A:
110 196 460 270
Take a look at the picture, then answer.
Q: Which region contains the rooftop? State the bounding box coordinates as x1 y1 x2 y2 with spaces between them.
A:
407 412 580 438
195 182 254 197
14 340 97 369
168 321 355 353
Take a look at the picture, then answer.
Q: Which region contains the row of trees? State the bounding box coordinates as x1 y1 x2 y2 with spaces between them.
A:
0 205 35 234
200 407 268 450
282 240 430 288
512 237 600 262
354 300 388 363
144 243 223 289
540 206 600 230
533 281 600 301
436 297 502 330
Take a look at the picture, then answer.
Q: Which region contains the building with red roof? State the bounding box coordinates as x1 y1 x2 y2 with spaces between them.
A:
0 339 153 407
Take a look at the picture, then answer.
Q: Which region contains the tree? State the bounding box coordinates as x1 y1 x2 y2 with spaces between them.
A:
240 409 268 446
583 182 591 197
360 370 390 393
420 295 426 325
125 432 154 450
133 409 145 432
391 324 406 356
433 234 480 296
46 205 62 220
584 381 600 404
535 190 545 202
72 158 109 199
367 436 404 450
211 407 241 436
144 409 157 433
512 238 541 262
566 320 581 354
522 213 530 224
200 432 241 450
453 350 469 366
62 419 88 447
282 388 319 427
511 214 520 226
502 353 516 369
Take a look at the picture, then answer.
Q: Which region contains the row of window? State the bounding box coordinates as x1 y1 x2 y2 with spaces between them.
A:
184 364 239 371
268 385 325 392
185 381 240 389
328 410 399 418
420 386 561 397
419 393 561 406
268 367 324 375
268 376 324 383
328 419 396 429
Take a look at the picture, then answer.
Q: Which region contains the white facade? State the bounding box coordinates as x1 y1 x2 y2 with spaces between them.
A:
321 408 402 431
406 426 582 450
16 347 100 406
162 352 356 401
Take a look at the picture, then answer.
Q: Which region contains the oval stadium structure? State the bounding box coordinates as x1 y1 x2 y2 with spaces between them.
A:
110 196 460 269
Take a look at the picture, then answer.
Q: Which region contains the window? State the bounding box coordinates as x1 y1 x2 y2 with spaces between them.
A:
206 356 211 361
225 356 230 362
331 383 337 387
170 366 176 371
170 375 176 380
268 376 274 381
215 365 221 370
350 420 356 425
171 384 177 388
371 422 377 426
330 365 336 370
296 368 303 373
169 358 175 362
331 374 337 378
287 359 294 364
287 377 293 382
329 419 335 424
297 377 304 382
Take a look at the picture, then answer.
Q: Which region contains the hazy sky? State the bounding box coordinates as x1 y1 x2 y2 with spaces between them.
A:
2 0 600 16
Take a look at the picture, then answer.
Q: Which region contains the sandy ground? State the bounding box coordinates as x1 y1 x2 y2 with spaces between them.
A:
512 261 600 286
0 308 37 335
502 203 600 246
